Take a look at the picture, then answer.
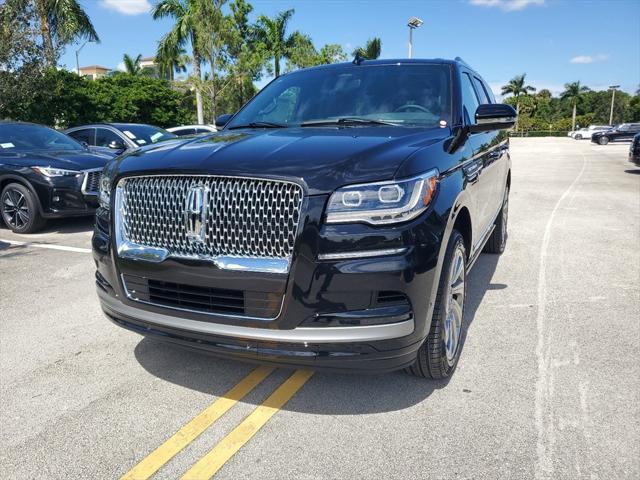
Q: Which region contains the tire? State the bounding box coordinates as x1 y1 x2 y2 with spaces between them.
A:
598 136 609 145
483 186 509 254
574 134 582 140
1 183 45 234
407 230 467 379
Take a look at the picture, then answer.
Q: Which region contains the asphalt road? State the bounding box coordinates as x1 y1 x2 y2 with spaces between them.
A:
1 138 638 480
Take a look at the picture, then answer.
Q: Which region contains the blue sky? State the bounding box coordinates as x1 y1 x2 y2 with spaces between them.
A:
61 0 640 96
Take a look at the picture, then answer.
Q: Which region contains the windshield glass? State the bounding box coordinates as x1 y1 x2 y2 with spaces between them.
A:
0 124 84 152
227 64 452 128
115 124 176 146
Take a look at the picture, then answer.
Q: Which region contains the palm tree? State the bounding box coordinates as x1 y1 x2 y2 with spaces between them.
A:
33 0 99 67
561 81 590 132
157 43 189 81
198 0 226 121
255 9 302 77
501 74 536 131
352 38 381 60
122 53 142 75
153 0 207 124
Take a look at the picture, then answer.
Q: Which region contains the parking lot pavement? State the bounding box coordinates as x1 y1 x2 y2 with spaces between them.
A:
1 138 638 480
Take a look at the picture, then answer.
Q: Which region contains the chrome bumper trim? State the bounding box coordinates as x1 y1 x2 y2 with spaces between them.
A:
318 247 408 261
98 288 414 344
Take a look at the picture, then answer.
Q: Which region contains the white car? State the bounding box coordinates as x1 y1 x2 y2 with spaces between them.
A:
167 124 217 137
572 125 611 140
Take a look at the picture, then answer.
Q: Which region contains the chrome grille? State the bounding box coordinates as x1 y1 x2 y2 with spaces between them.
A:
83 170 101 194
118 175 303 263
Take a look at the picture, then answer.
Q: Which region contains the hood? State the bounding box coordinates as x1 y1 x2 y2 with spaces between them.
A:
114 126 449 194
0 149 110 170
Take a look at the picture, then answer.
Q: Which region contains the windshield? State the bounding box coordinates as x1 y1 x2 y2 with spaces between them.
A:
0 124 84 152
114 124 176 146
227 64 452 129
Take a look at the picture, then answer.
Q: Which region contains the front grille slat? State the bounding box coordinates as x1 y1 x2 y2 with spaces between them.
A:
84 170 101 194
119 175 303 264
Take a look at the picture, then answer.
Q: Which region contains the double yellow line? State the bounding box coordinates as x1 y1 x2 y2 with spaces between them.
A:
121 367 313 480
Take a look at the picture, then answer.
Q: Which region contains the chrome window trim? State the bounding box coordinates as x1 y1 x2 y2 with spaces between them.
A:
120 274 285 321
113 174 305 274
81 167 103 195
100 287 414 343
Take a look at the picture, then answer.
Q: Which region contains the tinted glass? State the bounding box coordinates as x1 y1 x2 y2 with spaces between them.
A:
472 77 490 104
227 64 453 128
0 124 84 152
114 124 176 146
461 73 480 123
68 128 95 145
174 128 196 136
95 128 123 147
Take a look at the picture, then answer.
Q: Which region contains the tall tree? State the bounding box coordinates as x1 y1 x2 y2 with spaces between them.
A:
122 53 142 75
157 43 188 81
255 9 304 77
561 81 590 131
501 73 536 131
153 0 207 124
317 44 347 64
33 0 99 67
199 0 227 121
352 38 381 60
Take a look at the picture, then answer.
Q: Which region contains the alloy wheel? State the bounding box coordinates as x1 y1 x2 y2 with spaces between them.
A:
443 245 465 365
2 188 30 229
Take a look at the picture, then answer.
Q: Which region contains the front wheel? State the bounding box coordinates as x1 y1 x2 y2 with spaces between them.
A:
598 136 609 145
574 134 582 140
407 230 467 379
1 183 45 234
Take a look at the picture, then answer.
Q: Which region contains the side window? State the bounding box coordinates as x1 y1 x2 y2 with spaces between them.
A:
460 73 480 124
176 128 196 136
68 128 95 145
95 128 123 147
472 77 490 104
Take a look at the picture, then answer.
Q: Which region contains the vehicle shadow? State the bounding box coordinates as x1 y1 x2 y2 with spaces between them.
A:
133 252 501 415
0 216 94 235
624 169 640 175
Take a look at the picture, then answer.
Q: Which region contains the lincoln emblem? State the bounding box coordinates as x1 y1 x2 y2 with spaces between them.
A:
184 185 208 243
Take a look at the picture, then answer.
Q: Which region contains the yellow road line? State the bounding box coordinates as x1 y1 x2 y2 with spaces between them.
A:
180 369 314 480
120 366 274 480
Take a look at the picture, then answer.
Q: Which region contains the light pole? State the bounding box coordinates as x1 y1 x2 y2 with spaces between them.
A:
407 17 423 58
75 40 94 75
608 85 619 126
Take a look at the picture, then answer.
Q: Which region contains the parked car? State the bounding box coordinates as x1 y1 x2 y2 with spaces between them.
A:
167 124 217 136
94 57 515 379
630 133 640 166
0 121 110 233
572 125 611 140
64 123 177 155
591 123 640 145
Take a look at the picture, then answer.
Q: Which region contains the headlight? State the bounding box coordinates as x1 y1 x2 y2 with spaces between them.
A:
31 166 81 177
99 170 112 209
325 169 438 225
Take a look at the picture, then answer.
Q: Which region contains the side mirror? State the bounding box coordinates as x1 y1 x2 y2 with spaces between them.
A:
80 141 89 149
469 104 517 133
215 113 234 128
108 140 125 150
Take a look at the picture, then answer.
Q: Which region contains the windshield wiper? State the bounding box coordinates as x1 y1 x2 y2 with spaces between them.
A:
228 121 288 130
301 117 399 127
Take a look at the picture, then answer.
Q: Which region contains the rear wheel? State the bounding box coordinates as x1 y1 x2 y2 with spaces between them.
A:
574 134 582 140
1 183 45 234
407 230 466 379
483 186 509 254
598 136 609 145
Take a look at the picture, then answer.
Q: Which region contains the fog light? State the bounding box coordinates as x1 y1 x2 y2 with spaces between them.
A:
52 195 61 203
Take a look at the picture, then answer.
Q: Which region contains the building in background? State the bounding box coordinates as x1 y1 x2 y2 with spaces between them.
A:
78 65 111 80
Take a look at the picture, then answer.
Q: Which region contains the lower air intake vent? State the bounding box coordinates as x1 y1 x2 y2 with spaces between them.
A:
376 291 409 306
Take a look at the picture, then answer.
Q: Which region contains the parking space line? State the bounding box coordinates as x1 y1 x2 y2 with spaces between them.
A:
120 366 275 480
0 238 91 253
180 369 314 480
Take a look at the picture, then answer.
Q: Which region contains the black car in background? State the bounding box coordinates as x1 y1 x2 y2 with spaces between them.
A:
630 133 640 165
64 123 177 156
591 123 640 145
95 58 516 379
0 121 110 233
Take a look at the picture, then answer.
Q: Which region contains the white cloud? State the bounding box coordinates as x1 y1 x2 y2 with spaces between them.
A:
569 54 609 64
116 61 126 72
101 0 151 15
469 0 544 11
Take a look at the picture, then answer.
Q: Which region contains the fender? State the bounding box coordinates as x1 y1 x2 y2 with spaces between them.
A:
0 174 45 216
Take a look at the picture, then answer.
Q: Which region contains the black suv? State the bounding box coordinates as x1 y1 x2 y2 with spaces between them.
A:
591 123 640 145
94 58 515 379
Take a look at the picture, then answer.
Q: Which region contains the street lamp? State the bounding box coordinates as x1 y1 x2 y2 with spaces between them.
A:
608 85 620 126
75 40 95 75
407 17 423 59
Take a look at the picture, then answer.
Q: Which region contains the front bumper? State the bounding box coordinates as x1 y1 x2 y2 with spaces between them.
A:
93 192 445 373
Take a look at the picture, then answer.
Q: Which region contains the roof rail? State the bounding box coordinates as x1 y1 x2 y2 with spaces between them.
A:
454 56 473 69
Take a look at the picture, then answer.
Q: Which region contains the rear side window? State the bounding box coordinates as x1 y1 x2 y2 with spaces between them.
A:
460 73 480 123
175 128 196 136
68 128 95 145
472 77 490 104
